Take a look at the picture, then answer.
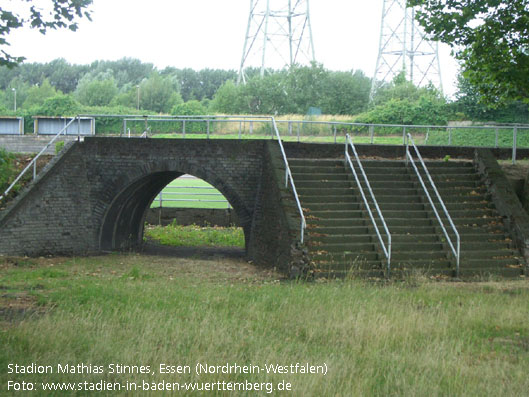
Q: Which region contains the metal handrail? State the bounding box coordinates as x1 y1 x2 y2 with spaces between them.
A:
154 187 232 209
345 134 392 276
0 116 80 202
406 133 461 276
270 117 306 243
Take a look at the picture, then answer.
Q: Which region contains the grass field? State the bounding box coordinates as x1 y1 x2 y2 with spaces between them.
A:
1 251 528 396
145 223 244 247
151 177 231 210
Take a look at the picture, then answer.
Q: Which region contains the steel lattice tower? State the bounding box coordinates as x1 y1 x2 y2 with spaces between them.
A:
370 0 443 99
237 0 316 84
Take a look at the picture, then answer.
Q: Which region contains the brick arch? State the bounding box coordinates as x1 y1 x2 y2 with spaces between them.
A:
98 160 253 252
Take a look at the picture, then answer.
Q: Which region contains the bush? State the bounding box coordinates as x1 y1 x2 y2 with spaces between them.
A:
37 94 81 117
55 141 65 154
171 100 208 133
0 148 16 195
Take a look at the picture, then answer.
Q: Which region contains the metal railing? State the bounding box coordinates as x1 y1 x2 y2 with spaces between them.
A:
153 183 231 209
271 117 307 244
406 133 461 276
1 116 82 202
116 115 529 164
345 134 392 276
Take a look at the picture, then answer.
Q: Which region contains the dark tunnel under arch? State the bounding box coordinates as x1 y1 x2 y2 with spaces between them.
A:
99 170 252 253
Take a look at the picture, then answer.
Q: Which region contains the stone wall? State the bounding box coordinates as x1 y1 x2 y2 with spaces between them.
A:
0 138 300 271
145 207 240 227
0 135 78 154
247 141 301 274
474 149 529 269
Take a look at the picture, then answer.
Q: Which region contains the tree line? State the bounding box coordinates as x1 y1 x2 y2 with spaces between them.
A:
0 58 527 127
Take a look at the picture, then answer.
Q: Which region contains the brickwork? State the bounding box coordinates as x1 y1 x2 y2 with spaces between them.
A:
0 138 299 269
0 135 78 154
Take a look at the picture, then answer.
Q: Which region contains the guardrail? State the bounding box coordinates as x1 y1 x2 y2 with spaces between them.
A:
153 183 231 209
0 116 83 202
406 133 461 276
116 115 529 164
345 134 392 276
271 117 307 244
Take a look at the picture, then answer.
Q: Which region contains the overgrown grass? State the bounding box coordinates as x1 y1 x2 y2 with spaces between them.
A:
0 148 16 195
425 128 529 148
1 254 528 396
145 223 244 247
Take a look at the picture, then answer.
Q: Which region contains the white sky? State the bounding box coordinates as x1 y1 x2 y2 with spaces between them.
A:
8 0 459 96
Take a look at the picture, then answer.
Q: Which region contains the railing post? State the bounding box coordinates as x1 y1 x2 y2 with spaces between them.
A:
333 125 337 143
239 121 242 140
207 119 210 139
402 126 406 145
297 122 301 142
77 116 81 141
448 128 452 145
123 119 126 137
370 125 375 144
33 161 36 180
182 120 186 138
513 126 518 165
495 127 499 148
405 133 409 166
250 121 254 135
288 121 292 136
159 191 163 208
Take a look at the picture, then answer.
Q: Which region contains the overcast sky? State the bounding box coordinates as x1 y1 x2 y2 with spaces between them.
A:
9 0 459 96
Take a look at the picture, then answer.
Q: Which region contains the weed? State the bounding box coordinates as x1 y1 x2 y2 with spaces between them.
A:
145 222 244 247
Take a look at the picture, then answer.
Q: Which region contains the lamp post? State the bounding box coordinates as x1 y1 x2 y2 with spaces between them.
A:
11 88 16 112
136 85 140 110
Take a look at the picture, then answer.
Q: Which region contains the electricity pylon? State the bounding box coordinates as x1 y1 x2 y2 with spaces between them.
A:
370 0 443 100
237 0 316 84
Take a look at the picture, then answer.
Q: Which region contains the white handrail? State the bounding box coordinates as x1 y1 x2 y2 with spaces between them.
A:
345 134 392 276
270 117 306 243
406 133 461 276
1 116 79 202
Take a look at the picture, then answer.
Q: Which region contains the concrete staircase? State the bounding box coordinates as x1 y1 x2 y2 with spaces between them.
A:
289 157 525 278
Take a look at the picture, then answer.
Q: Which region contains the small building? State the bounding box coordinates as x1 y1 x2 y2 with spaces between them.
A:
0 117 24 135
33 116 95 136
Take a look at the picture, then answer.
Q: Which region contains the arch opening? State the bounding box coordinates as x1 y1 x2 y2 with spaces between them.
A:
99 171 250 255
144 174 245 252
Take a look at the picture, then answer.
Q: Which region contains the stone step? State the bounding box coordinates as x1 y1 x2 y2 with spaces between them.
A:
313 266 524 279
306 209 496 220
293 173 349 182
315 256 522 272
314 250 450 262
307 216 503 228
357 166 477 176
308 225 505 237
300 192 490 205
347 172 480 183
309 238 513 253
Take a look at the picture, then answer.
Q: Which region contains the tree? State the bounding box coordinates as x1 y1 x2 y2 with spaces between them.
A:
172 100 207 133
210 80 243 114
139 73 181 113
407 0 529 104
22 78 58 108
453 73 529 123
75 77 118 106
356 73 451 125
0 0 93 67
37 94 80 116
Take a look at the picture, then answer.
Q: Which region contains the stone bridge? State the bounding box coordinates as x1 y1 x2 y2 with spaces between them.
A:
0 138 300 272
2 137 529 278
